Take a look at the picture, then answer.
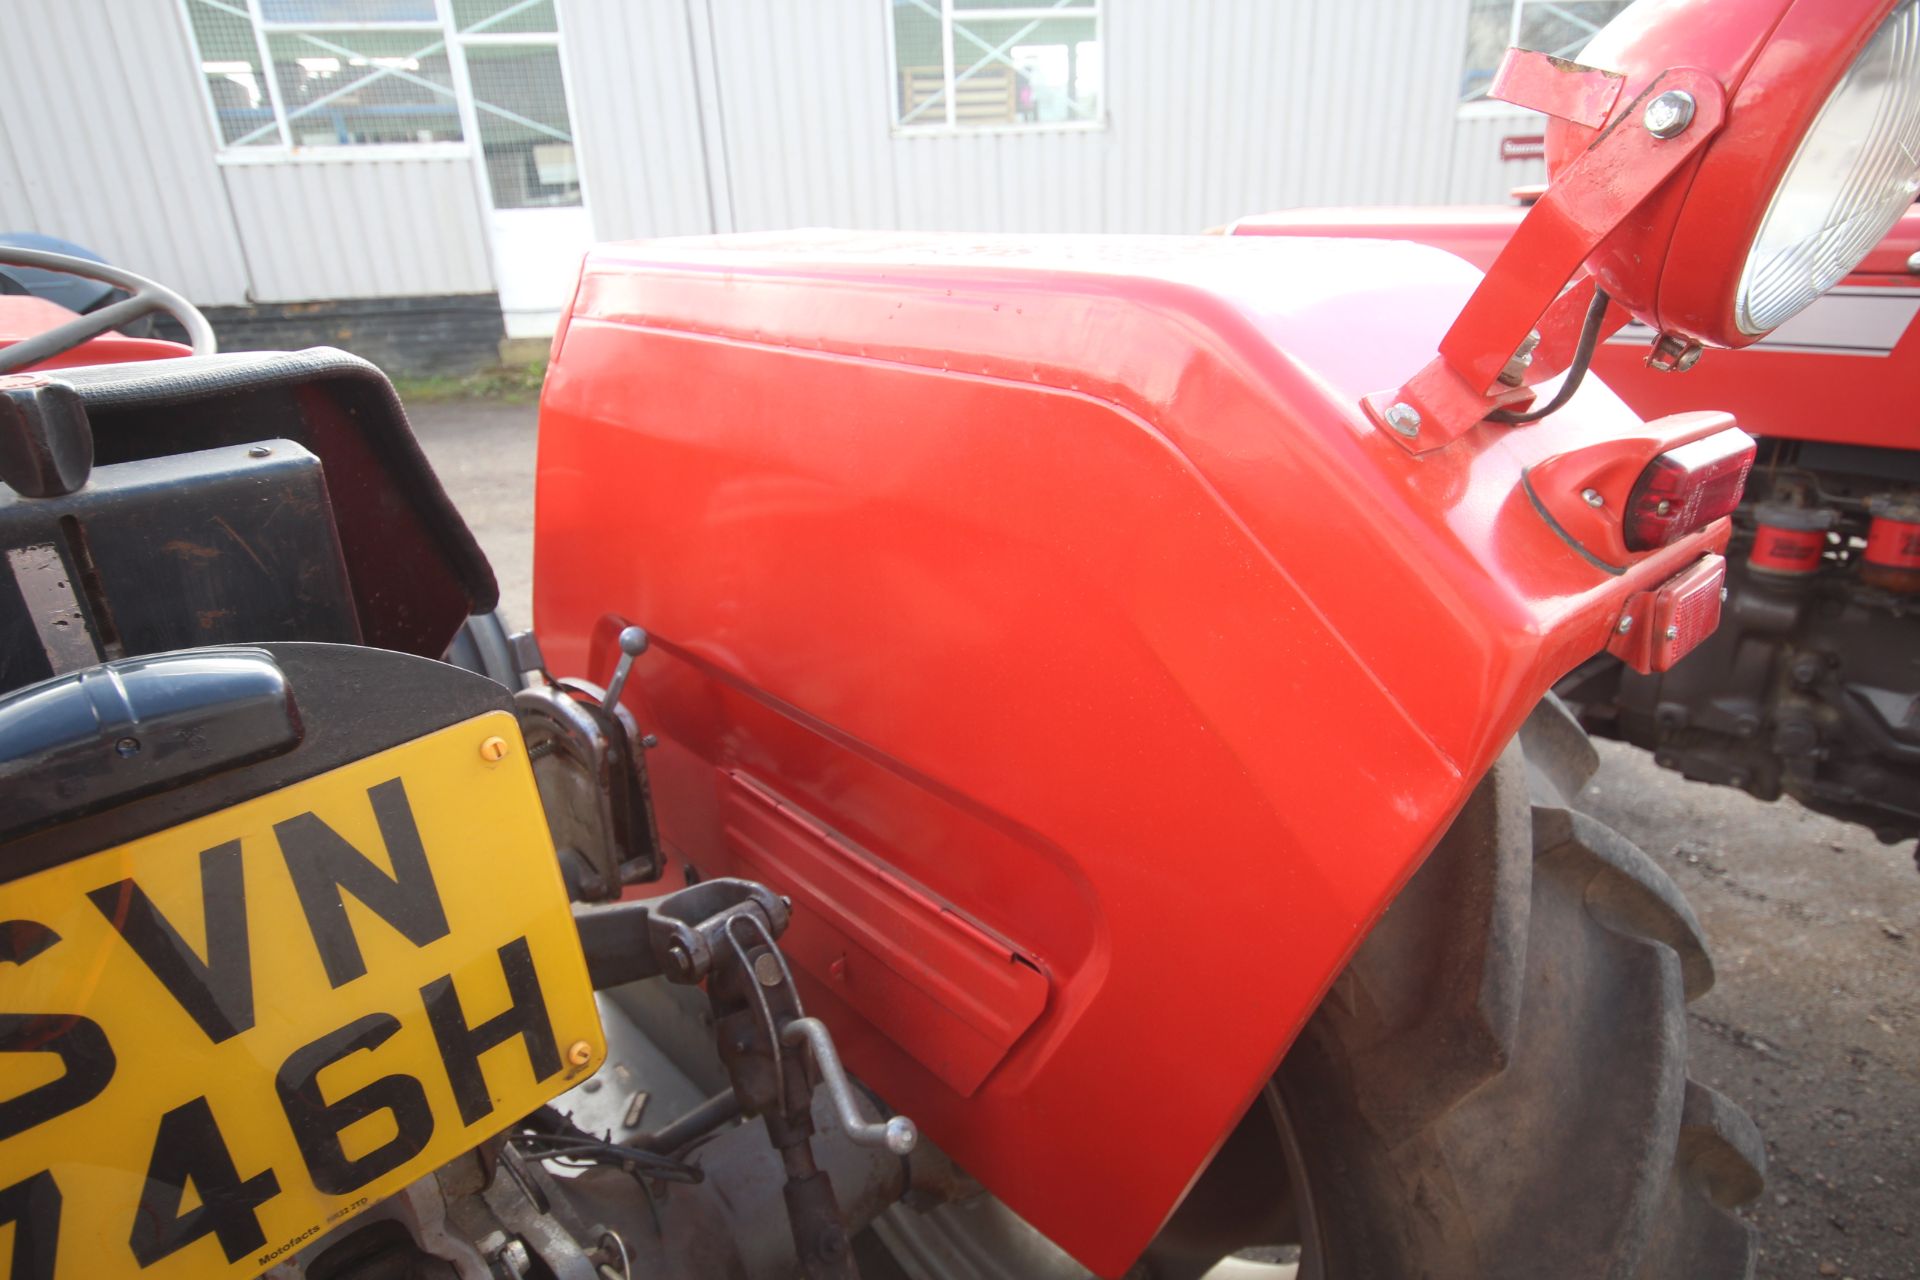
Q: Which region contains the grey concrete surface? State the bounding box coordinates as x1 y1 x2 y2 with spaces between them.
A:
412 398 1918 1280
413 399 538 628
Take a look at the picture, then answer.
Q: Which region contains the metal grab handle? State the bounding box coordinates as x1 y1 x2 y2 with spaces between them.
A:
780 1017 918 1155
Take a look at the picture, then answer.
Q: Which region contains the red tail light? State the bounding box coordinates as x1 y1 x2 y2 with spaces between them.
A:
1622 429 1755 551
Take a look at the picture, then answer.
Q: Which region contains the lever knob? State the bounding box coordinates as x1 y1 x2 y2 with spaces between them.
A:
602 625 649 709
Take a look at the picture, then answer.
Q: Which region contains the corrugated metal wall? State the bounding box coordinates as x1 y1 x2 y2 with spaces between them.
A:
0 0 494 306
223 159 494 302
0 1 1545 307
569 0 1550 244
0 0 252 305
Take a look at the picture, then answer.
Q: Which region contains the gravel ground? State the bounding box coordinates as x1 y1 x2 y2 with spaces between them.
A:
412 398 1919 1280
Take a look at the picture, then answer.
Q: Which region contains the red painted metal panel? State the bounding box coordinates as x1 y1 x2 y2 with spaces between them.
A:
533 231 1730 1275
721 770 1049 1097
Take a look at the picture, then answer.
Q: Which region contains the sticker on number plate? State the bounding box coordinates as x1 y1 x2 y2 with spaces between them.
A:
0 709 603 1278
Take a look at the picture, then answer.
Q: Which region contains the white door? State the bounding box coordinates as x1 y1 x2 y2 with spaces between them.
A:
450 1 594 338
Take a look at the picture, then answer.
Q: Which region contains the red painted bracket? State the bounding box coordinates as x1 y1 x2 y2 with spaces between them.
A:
1365 65 1727 455
1490 48 1624 127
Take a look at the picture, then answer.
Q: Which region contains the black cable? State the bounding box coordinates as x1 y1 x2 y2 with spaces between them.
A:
1486 285 1613 425
509 1132 705 1184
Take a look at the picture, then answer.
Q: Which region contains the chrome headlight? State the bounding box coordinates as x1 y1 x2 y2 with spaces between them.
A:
1736 0 1920 334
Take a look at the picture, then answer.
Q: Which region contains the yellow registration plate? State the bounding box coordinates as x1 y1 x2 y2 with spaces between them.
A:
0 710 604 1278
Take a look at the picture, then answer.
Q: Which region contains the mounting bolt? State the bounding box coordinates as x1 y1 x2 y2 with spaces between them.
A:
1383 402 1421 438
1617 615 1634 634
114 736 141 758
247 445 272 458
1582 488 1605 508
479 735 510 762
1498 329 1543 387
666 943 692 977
566 1039 594 1068
1664 624 1680 641
1643 89 1696 139
753 952 784 987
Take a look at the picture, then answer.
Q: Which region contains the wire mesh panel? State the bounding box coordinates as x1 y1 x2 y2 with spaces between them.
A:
464 43 581 208
258 0 438 20
185 0 278 146
453 0 559 35
181 0 585 216
891 0 1102 130
268 30 463 146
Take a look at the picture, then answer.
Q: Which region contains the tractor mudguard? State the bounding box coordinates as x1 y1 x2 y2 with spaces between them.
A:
531 230 1730 1276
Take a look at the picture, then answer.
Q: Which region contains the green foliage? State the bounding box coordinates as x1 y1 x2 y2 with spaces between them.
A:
391 359 548 406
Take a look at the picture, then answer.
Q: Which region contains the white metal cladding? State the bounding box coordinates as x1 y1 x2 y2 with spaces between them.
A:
568 0 1552 242
0 0 252 305
2 0 1555 308
555 0 717 241
222 157 495 301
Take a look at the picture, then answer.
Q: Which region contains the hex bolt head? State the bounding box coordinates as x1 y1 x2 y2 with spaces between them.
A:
1664 624 1680 641
1617 615 1635 634
1383 402 1421 438
1644 89 1696 139
1583 488 1606 508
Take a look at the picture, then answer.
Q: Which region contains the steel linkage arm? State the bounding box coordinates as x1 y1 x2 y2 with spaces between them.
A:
572 876 917 1279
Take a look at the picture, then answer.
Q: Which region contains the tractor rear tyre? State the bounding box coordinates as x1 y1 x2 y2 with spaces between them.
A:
871 699 1765 1280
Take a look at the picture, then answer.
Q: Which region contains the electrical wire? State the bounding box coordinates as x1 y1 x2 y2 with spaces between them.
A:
1486 285 1613 425
509 1131 704 1184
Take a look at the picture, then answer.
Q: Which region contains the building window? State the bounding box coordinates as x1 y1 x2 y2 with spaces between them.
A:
889 1 1104 133
180 0 582 207
1459 0 1634 104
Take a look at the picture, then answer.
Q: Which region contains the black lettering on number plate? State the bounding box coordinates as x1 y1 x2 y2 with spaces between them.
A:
421 937 561 1126
86 840 254 1043
0 921 116 1142
0 1171 62 1280
276 778 451 988
276 1013 435 1194
129 1097 280 1268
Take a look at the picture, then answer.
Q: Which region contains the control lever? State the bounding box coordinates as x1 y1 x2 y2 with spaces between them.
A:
574 879 919 1278
782 1018 918 1154
601 625 648 710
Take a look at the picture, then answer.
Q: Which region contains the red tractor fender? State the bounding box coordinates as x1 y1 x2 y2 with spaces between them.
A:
532 230 1730 1275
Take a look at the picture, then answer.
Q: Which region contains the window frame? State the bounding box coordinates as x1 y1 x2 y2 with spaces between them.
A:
177 0 567 164
1457 0 1631 113
885 0 1108 138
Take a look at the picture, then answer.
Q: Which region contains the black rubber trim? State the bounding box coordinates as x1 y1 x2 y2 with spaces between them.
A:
1521 466 1628 576
49 348 498 657
0 642 511 885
